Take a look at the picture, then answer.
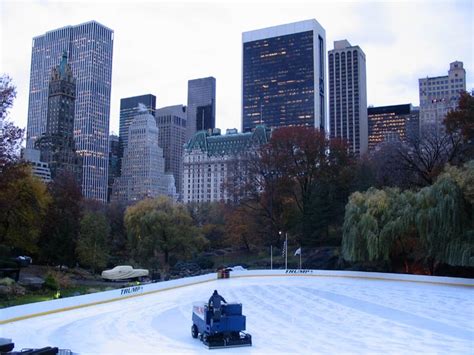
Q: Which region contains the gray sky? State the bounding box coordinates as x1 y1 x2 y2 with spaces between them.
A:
1 0 473 135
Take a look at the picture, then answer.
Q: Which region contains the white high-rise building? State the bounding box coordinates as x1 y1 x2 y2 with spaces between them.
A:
419 61 466 133
328 40 368 155
26 21 114 202
112 111 176 203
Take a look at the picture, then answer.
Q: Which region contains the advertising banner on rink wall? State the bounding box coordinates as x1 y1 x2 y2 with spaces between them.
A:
2 269 472 324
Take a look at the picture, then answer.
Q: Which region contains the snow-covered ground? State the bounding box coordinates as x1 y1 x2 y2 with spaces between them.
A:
2 274 473 354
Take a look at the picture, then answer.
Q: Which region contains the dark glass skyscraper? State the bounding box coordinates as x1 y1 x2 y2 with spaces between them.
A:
119 94 156 161
242 19 326 132
27 20 114 202
186 77 216 141
368 104 420 152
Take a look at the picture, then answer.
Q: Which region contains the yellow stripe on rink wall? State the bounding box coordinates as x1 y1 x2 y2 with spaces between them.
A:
1 270 472 324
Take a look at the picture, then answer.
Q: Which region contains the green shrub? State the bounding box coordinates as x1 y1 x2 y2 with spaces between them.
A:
195 256 214 270
44 274 59 291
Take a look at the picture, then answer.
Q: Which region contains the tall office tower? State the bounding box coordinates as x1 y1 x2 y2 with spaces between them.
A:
183 126 270 204
419 61 466 133
112 111 176 203
27 21 114 202
34 52 81 182
119 94 156 160
328 40 368 155
108 134 120 202
367 104 420 152
155 105 187 198
186 77 216 141
242 19 326 132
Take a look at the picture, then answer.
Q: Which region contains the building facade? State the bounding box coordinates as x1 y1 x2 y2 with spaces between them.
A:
22 148 52 183
183 125 269 204
186 77 216 141
26 21 114 202
419 61 466 133
119 94 156 161
108 134 120 202
155 105 187 198
34 52 81 183
328 40 368 155
112 111 176 203
242 19 326 132
367 104 419 152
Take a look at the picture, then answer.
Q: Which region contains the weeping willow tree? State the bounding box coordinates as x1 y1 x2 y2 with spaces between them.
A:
415 162 474 269
342 188 415 263
342 161 474 271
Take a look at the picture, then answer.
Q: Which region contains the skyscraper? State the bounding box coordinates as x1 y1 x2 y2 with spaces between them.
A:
242 19 326 132
419 61 466 133
328 40 368 155
155 105 187 198
112 111 176 203
119 94 156 161
34 51 81 182
108 134 120 202
186 77 216 141
27 20 114 202
368 104 419 152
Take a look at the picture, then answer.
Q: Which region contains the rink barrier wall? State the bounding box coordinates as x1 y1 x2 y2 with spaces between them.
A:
1 269 473 324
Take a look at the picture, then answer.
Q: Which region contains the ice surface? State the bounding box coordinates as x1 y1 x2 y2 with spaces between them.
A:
1 275 473 354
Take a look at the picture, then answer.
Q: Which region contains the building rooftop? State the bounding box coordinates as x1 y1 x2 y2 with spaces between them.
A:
185 125 270 157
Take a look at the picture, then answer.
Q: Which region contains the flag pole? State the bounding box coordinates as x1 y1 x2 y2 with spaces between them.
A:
285 233 288 270
299 247 302 269
270 245 273 270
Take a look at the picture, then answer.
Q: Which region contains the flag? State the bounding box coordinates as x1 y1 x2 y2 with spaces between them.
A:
282 240 287 257
294 248 301 256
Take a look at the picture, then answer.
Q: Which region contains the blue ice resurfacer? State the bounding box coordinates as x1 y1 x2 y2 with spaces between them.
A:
191 301 252 349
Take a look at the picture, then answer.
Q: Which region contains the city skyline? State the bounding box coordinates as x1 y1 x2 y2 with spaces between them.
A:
1 0 473 136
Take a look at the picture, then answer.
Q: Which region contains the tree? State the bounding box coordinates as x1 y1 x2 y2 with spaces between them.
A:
0 75 23 169
125 196 205 271
106 201 129 265
0 165 50 254
38 172 82 266
444 91 474 144
233 126 355 245
342 162 474 274
76 211 110 272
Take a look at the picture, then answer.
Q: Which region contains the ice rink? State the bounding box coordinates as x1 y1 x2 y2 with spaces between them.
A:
2 274 473 354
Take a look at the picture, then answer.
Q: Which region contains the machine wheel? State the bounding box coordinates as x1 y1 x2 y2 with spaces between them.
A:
191 324 198 339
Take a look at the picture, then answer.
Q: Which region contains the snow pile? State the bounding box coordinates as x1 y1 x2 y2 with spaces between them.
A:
1 271 473 354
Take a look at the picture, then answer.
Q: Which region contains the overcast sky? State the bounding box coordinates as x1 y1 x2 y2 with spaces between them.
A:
1 0 473 135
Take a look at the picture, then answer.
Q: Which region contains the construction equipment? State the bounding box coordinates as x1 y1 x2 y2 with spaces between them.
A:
191 301 252 349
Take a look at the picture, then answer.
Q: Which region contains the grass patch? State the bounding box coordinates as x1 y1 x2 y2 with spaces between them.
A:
0 285 114 308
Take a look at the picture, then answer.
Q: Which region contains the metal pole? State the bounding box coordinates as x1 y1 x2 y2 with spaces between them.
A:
285 233 288 270
270 245 273 270
299 248 302 270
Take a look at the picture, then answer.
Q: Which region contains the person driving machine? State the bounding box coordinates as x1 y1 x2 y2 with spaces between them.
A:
208 290 227 321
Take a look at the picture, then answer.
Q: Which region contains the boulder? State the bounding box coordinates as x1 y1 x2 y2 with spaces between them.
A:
0 284 26 296
19 276 44 291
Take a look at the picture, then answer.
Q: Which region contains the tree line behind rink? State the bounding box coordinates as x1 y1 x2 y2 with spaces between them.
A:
1 74 473 277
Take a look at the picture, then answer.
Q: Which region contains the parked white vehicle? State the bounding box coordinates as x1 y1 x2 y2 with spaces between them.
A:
101 265 149 281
